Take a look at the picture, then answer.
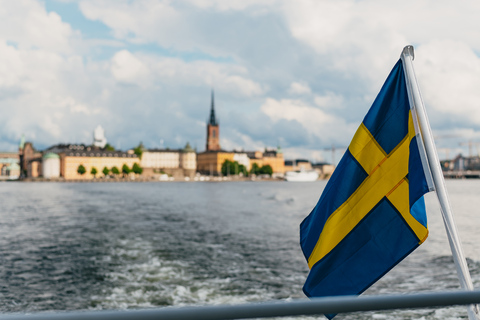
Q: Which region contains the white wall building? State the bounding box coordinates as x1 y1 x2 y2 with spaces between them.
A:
140 143 196 177
233 153 250 169
42 152 60 178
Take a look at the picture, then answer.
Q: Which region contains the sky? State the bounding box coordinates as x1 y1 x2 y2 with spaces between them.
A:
1 0 480 162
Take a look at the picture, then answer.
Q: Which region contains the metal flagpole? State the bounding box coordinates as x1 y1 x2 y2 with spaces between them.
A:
401 45 479 320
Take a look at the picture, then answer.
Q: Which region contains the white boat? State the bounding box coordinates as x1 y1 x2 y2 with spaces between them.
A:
284 169 319 182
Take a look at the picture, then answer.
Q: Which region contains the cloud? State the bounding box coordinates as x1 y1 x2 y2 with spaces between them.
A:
0 0 77 53
314 92 343 110
125 53 265 97
288 82 311 95
260 98 356 145
416 41 480 126
187 0 280 11
111 49 150 85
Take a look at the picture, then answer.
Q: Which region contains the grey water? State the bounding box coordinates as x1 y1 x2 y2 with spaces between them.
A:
1 180 480 319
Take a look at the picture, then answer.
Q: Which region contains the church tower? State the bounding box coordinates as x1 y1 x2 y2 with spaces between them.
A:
206 90 220 151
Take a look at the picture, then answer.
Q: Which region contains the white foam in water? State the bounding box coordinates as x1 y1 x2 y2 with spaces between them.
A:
91 237 279 310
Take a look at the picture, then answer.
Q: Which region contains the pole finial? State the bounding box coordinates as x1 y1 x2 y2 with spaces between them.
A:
401 45 415 60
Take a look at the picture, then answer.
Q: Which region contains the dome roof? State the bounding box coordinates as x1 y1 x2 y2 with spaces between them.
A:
183 142 194 153
43 152 60 159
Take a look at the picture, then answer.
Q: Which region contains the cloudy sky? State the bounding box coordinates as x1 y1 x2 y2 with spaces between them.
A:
1 0 480 162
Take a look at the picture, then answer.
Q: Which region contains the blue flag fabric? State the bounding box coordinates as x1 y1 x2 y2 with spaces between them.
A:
300 59 430 318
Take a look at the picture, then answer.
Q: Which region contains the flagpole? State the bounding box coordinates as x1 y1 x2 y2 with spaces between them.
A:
401 45 479 320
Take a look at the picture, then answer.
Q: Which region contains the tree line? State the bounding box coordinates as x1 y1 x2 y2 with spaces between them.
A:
77 163 143 178
221 160 273 176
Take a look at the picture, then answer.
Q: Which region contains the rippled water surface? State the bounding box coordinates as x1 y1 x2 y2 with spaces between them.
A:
1 180 480 319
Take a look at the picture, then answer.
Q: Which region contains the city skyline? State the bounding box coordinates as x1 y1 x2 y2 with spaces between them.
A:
2 1 480 162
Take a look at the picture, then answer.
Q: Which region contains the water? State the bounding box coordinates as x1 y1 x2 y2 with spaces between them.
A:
0 180 480 319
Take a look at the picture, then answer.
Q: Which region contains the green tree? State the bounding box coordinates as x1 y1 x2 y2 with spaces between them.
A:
104 143 115 151
111 166 120 175
77 164 86 175
122 164 131 177
238 164 248 176
221 160 232 176
250 163 260 175
132 162 143 175
133 142 144 159
259 164 273 176
221 160 248 176
102 167 110 177
90 167 98 178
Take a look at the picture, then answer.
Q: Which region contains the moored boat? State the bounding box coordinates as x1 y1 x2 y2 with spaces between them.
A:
284 169 319 182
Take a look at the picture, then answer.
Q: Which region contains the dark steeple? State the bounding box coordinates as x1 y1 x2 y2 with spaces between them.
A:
208 89 218 126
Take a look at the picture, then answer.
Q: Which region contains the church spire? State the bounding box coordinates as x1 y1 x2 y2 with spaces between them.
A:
208 89 218 126
206 89 220 151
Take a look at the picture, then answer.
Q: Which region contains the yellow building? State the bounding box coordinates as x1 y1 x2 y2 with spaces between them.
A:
47 144 139 180
196 151 235 175
259 148 285 174
247 147 285 174
197 148 285 176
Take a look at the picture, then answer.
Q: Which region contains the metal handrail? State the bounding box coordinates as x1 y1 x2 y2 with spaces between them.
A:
2 290 480 320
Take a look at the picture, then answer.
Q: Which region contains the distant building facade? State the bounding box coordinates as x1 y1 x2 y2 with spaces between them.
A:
42 153 61 179
19 141 42 178
45 144 138 180
284 159 313 172
140 143 196 179
17 128 140 180
197 151 235 175
0 151 20 180
254 147 285 174
312 162 335 179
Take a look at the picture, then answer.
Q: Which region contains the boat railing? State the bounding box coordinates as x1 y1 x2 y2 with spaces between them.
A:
1 290 480 320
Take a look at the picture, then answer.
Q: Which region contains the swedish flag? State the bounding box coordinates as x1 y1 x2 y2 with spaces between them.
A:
300 59 431 313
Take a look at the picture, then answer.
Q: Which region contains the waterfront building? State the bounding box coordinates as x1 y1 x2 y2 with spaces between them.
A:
4 162 20 179
0 151 20 180
19 141 42 178
140 143 196 179
198 148 284 176
197 150 235 175
18 127 140 180
28 158 42 178
45 144 138 180
233 152 250 169
246 150 264 171
42 153 61 179
284 159 312 172
257 147 285 174
312 162 335 179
